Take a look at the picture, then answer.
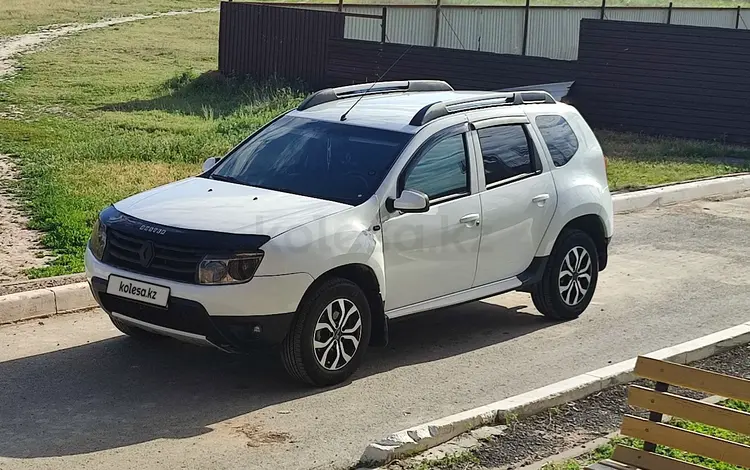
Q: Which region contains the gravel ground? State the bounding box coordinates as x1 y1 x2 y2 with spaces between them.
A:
0 273 86 296
391 344 750 470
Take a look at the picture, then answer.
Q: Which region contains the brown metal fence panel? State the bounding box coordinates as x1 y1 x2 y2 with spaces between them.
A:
325 39 579 90
218 2 345 89
573 19 750 143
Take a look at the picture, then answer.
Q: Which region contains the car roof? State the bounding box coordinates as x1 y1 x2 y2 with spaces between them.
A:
286 90 528 134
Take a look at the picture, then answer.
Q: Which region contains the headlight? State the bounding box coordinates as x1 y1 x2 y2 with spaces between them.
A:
198 253 264 285
89 218 107 260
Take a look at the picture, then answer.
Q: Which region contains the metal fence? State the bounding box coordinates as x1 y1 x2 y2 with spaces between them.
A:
275 2 750 60
572 19 750 144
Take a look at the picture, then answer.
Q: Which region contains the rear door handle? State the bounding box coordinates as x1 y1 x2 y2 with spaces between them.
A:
532 194 550 206
459 214 481 226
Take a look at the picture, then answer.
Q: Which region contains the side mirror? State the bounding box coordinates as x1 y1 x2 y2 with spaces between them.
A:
390 189 430 213
202 157 221 173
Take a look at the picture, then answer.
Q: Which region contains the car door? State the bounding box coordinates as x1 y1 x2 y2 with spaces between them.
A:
382 128 482 312
471 118 557 287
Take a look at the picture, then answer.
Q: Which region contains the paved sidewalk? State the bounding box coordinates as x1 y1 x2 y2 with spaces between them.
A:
2 197 750 470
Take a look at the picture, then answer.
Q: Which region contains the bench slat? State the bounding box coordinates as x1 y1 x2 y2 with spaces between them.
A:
621 416 750 468
634 357 750 402
629 385 750 435
612 445 710 470
586 460 635 470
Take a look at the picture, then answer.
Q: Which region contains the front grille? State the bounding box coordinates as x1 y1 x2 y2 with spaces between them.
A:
104 229 203 283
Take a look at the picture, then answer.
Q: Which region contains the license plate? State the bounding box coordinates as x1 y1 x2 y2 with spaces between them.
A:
107 275 170 307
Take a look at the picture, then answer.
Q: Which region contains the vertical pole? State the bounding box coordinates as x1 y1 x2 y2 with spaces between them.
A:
338 0 343 12
600 0 606 20
522 0 531 56
643 382 669 453
736 5 741 29
433 0 441 47
381 7 387 43
667 1 673 24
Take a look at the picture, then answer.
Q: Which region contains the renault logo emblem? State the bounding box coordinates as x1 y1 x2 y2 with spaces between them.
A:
139 241 155 267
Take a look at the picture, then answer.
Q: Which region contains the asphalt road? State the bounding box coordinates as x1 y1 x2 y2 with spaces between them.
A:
3 196 750 470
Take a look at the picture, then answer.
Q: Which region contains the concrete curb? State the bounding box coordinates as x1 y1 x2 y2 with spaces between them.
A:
611 173 750 214
0 282 95 324
1 174 750 324
360 321 750 465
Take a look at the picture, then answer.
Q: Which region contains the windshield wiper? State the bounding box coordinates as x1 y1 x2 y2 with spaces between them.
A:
210 174 246 186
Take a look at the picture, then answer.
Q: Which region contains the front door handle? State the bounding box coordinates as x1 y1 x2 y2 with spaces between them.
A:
459 214 481 227
532 194 550 206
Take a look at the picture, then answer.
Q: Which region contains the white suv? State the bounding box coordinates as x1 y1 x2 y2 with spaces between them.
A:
85 81 613 386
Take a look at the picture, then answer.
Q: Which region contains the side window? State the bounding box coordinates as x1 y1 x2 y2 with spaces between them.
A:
536 115 579 167
477 125 533 186
403 134 469 200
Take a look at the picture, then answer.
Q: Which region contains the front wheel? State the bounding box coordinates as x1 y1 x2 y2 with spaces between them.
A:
281 278 371 387
531 229 599 321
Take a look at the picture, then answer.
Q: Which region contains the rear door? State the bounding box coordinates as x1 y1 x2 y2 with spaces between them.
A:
470 117 557 286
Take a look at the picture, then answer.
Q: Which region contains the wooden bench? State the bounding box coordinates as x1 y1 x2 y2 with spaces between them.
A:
587 356 750 470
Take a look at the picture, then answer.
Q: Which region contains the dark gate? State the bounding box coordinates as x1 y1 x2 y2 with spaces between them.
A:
218 2 345 89
573 19 750 144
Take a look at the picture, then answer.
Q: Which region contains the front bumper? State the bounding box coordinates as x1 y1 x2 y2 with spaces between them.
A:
85 247 311 350
90 277 295 351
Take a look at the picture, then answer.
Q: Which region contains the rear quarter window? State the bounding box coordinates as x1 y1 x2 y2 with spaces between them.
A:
535 115 579 167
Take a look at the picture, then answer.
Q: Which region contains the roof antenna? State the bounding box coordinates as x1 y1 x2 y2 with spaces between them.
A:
340 44 415 122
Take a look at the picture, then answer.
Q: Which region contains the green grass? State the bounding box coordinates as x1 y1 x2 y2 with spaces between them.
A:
1 10 749 277
601 130 750 191
0 0 219 37
542 401 750 470
0 12 303 277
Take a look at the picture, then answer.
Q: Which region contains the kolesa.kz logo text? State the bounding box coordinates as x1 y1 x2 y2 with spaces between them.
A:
119 281 158 300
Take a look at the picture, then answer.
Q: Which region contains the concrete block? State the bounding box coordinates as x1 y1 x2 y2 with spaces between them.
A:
0 289 56 324
612 173 750 214
51 282 95 313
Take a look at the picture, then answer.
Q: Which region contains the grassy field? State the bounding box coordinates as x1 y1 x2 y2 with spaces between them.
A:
0 0 219 36
0 11 749 277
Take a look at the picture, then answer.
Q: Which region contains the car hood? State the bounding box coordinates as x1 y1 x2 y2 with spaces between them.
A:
113 177 351 237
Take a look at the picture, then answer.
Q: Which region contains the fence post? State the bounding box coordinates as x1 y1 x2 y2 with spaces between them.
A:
600 0 606 20
522 0 530 55
338 0 343 12
736 5 741 29
667 1 673 23
433 0 441 47
381 7 387 43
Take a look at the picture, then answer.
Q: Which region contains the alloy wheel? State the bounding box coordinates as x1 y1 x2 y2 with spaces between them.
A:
312 298 363 371
558 246 593 306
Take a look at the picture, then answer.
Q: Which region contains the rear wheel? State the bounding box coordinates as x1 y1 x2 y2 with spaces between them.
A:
281 278 371 387
531 229 599 320
110 316 164 340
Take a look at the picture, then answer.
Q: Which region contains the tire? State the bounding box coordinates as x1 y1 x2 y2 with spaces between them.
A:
531 229 599 321
281 278 371 387
110 316 165 340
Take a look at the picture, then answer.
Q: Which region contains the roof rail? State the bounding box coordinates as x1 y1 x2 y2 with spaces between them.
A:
297 80 454 111
409 90 556 126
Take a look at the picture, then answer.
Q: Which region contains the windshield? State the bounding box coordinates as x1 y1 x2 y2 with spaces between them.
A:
210 115 412 205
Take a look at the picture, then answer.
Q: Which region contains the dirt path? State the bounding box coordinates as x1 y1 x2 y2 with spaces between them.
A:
0 8 217 283
0 155 50 282
0 7 218 79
